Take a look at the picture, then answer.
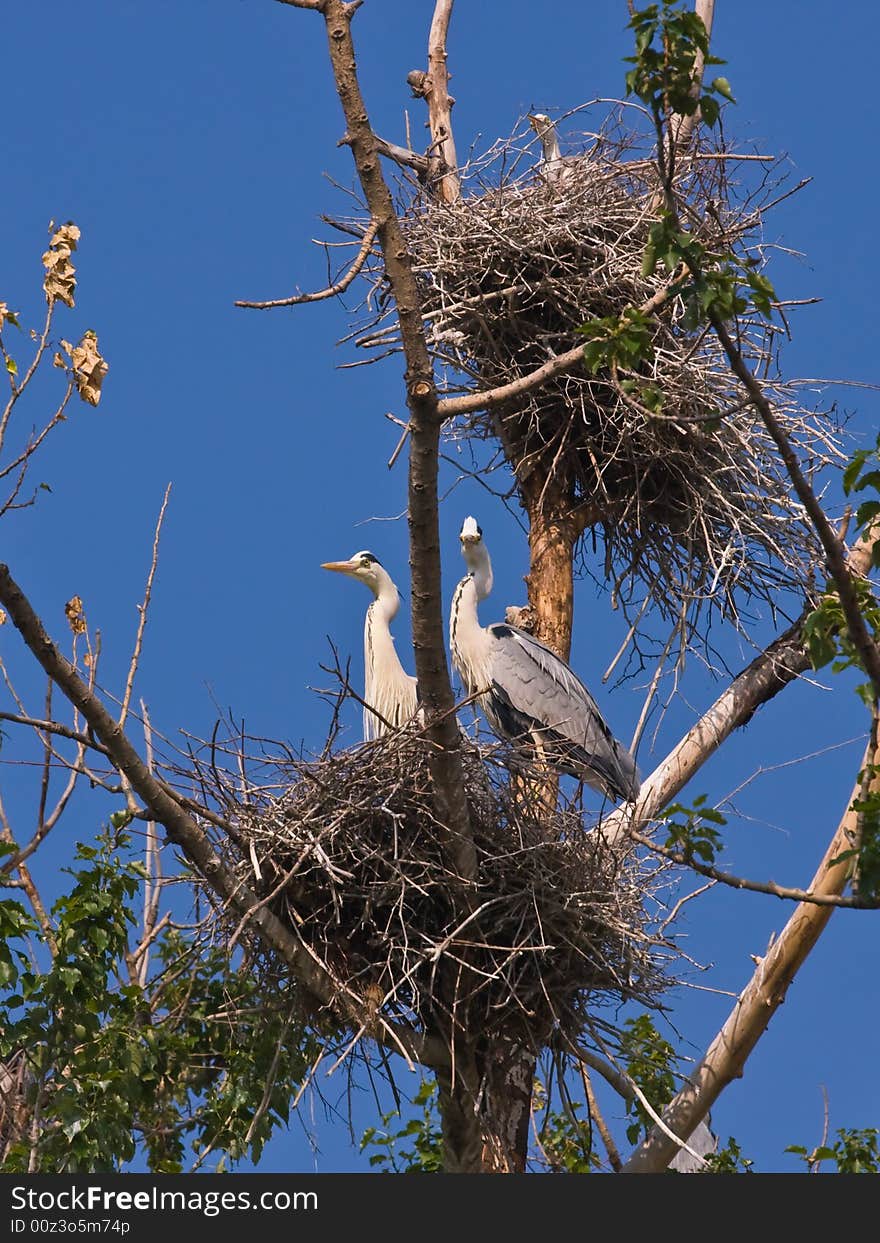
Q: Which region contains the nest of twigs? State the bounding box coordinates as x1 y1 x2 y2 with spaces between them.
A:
349 111 841 635
209 732 671 1055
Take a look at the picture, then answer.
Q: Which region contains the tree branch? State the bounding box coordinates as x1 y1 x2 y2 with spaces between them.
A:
422 0 460 203
597 516 880 849
629 826 879 908
235 220 379 309
0 561 449 1072
339 132 430 177
0 712 109 759
120 484 171 728
670 0 716 148
622 723 875 1173
598 613 811 846
711 312 880 699
438 276 684 419
315 0 475 880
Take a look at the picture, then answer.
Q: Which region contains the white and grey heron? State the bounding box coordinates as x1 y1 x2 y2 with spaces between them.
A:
321 551 419 741
449 517 641 803
528 112 577 185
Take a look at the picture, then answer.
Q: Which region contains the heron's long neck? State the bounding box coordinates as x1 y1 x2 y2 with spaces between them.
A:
450 557 493 694
363 582 411 740
364 583 405 687
541 128 562 164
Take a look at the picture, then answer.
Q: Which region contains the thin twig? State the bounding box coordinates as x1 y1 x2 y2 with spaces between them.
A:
235 220 379 309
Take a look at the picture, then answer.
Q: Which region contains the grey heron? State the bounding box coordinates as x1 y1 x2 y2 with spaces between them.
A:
449 517 640 803
321 551 419 741
528 112 577 185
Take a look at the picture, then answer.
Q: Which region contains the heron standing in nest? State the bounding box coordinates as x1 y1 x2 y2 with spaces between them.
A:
321 551 419 741
528 112 577 185
450 517 640 803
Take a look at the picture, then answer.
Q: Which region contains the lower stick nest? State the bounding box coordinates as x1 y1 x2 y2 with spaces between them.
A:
212 732 671 1055
348 114 842 634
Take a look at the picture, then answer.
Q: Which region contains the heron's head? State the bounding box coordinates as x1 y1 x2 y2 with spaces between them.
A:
459 515 482 552
321 550 387 596
459 516 492 590
528 112 553 136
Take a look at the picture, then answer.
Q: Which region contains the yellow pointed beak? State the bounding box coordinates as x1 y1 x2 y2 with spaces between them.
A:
320 559 358 575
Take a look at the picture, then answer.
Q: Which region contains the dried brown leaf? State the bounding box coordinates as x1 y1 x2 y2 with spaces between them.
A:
0 608 7 626
64 595 87 636
42 222 81 309
70 331 108 406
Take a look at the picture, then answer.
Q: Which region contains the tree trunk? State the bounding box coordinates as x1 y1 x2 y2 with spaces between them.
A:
523 489 577 662
479 1041 535 1172
447 476 582 1173
436 1056 484 1173
438 1041 535 1172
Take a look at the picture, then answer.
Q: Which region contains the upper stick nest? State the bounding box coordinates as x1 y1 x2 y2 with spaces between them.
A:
198 731 672 1057
347 109 842 637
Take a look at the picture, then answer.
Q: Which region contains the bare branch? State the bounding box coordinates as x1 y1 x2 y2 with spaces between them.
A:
119 484 171 729
235 220 379 309
597 513 880 849
0 791 55 948
622 724 875 1173
711 312 880 699
138 700 162 987
0 712 109 758
629 827 879 909
0 303 54 455
598 614 811 846
581 1065 622 1172
339 132 430 177
421 0 460 204
0 383 75 487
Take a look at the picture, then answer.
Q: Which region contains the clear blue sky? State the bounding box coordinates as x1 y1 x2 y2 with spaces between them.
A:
2 1 878 1172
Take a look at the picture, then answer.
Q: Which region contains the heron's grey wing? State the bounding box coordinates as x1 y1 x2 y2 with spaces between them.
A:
668 1117 718 1173
487 623 640 800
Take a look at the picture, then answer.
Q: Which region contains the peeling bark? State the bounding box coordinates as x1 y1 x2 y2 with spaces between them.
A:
479 1040 534 1173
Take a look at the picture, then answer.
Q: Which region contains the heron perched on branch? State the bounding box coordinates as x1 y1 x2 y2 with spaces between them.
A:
449 517 640 803
528 112 578 185
321 551 419 741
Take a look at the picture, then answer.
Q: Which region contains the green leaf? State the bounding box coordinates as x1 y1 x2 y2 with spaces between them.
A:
855 500 880 529
853 469 880 494
843 450 871 494
711 76 736 101
699 96 720 127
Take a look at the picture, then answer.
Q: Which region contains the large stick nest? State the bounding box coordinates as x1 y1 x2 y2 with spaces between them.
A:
348 111 842 636
202 731 672 1056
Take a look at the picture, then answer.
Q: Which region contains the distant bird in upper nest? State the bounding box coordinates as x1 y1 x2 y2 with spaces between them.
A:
528 112 579 185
